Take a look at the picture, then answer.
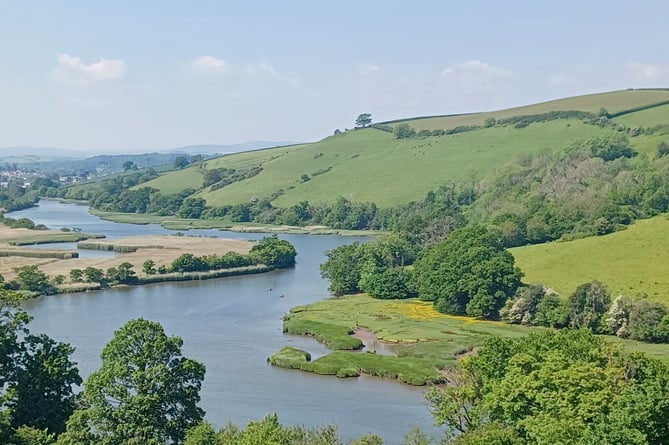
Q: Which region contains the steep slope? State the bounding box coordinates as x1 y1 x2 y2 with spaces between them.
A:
511 215 669 304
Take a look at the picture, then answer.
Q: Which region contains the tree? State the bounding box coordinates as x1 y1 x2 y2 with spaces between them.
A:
413 225 522 319
427 329 669 444
13 265 55 295
59 319 206 444
7 334 81 435
178 197 207 219
184 422 218 445
320 243 363 296
82 267 104 284
1 292 81 439
249 235 297 268
566 280 611 332
171 254 207 273
626 299 669 342
355 113 372 128
116 262 136 284
174 156 190 170
657 141 669 158
142 260 156 275
122 161 137 172
362 267 416 300
394 123 416 139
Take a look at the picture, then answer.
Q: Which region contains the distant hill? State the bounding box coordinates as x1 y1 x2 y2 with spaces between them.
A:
0 141 296 175
0 146 88 162
139 88 669 209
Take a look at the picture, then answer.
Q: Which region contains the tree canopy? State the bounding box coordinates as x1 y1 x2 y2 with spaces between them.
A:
355 113 372 128
413 225 522 319
249 235 297 269
1 291 81 442
428 329 669 444
58 318 205 445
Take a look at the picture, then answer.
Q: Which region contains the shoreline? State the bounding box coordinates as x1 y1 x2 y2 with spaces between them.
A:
54 264 272 294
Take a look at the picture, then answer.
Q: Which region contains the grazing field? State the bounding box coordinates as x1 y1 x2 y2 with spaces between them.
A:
136 89 669 210
275 294 669 385
511 215 669 304
168 120 615 209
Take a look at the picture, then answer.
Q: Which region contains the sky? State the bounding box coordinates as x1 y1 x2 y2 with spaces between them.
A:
1 0 668 153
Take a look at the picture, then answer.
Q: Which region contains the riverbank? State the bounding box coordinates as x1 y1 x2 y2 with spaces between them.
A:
90 209 380 236
270 294 669 384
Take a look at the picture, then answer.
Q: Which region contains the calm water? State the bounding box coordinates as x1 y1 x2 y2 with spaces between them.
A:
8 201 443 444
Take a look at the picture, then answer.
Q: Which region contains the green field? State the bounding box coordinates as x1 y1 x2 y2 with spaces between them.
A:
511 214 669 303
136 89 669 210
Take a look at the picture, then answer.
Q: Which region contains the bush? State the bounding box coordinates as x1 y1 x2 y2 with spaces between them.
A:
249 235 297 268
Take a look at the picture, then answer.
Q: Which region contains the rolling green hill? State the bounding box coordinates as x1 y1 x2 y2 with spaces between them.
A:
511 214 669 304
138 89 669 210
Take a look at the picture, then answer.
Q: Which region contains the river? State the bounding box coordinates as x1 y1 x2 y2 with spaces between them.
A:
7 201 443 444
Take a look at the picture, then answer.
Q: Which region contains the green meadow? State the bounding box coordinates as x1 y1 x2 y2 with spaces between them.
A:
511 214 669 304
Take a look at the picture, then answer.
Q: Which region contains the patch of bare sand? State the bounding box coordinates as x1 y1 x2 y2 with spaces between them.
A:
351 326 398 356
0 235 253 281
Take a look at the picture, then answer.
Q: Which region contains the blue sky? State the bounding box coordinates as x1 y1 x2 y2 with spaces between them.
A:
1 0 668 153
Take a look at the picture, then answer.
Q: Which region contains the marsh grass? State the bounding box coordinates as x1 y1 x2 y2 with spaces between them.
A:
267 347 311 369
276 294 669 383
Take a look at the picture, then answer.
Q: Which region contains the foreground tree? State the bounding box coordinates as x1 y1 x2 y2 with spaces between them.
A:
413 225 522 319
1 291 81 440
428 329 669 444
59 319 206 445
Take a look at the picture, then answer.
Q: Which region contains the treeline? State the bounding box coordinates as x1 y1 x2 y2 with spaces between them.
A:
502 281 669 343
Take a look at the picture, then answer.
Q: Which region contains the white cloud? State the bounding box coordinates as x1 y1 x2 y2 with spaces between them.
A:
53 53 126 86
626 62 663 80
359 63 381 75
441 59 512 93
192 55 227 74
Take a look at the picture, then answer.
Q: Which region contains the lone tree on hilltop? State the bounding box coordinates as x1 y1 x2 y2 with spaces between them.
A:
355 113 372 128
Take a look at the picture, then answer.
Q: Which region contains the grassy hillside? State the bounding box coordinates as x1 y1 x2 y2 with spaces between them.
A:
511 214 669 304
396 89 669 131
137 89 669 210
